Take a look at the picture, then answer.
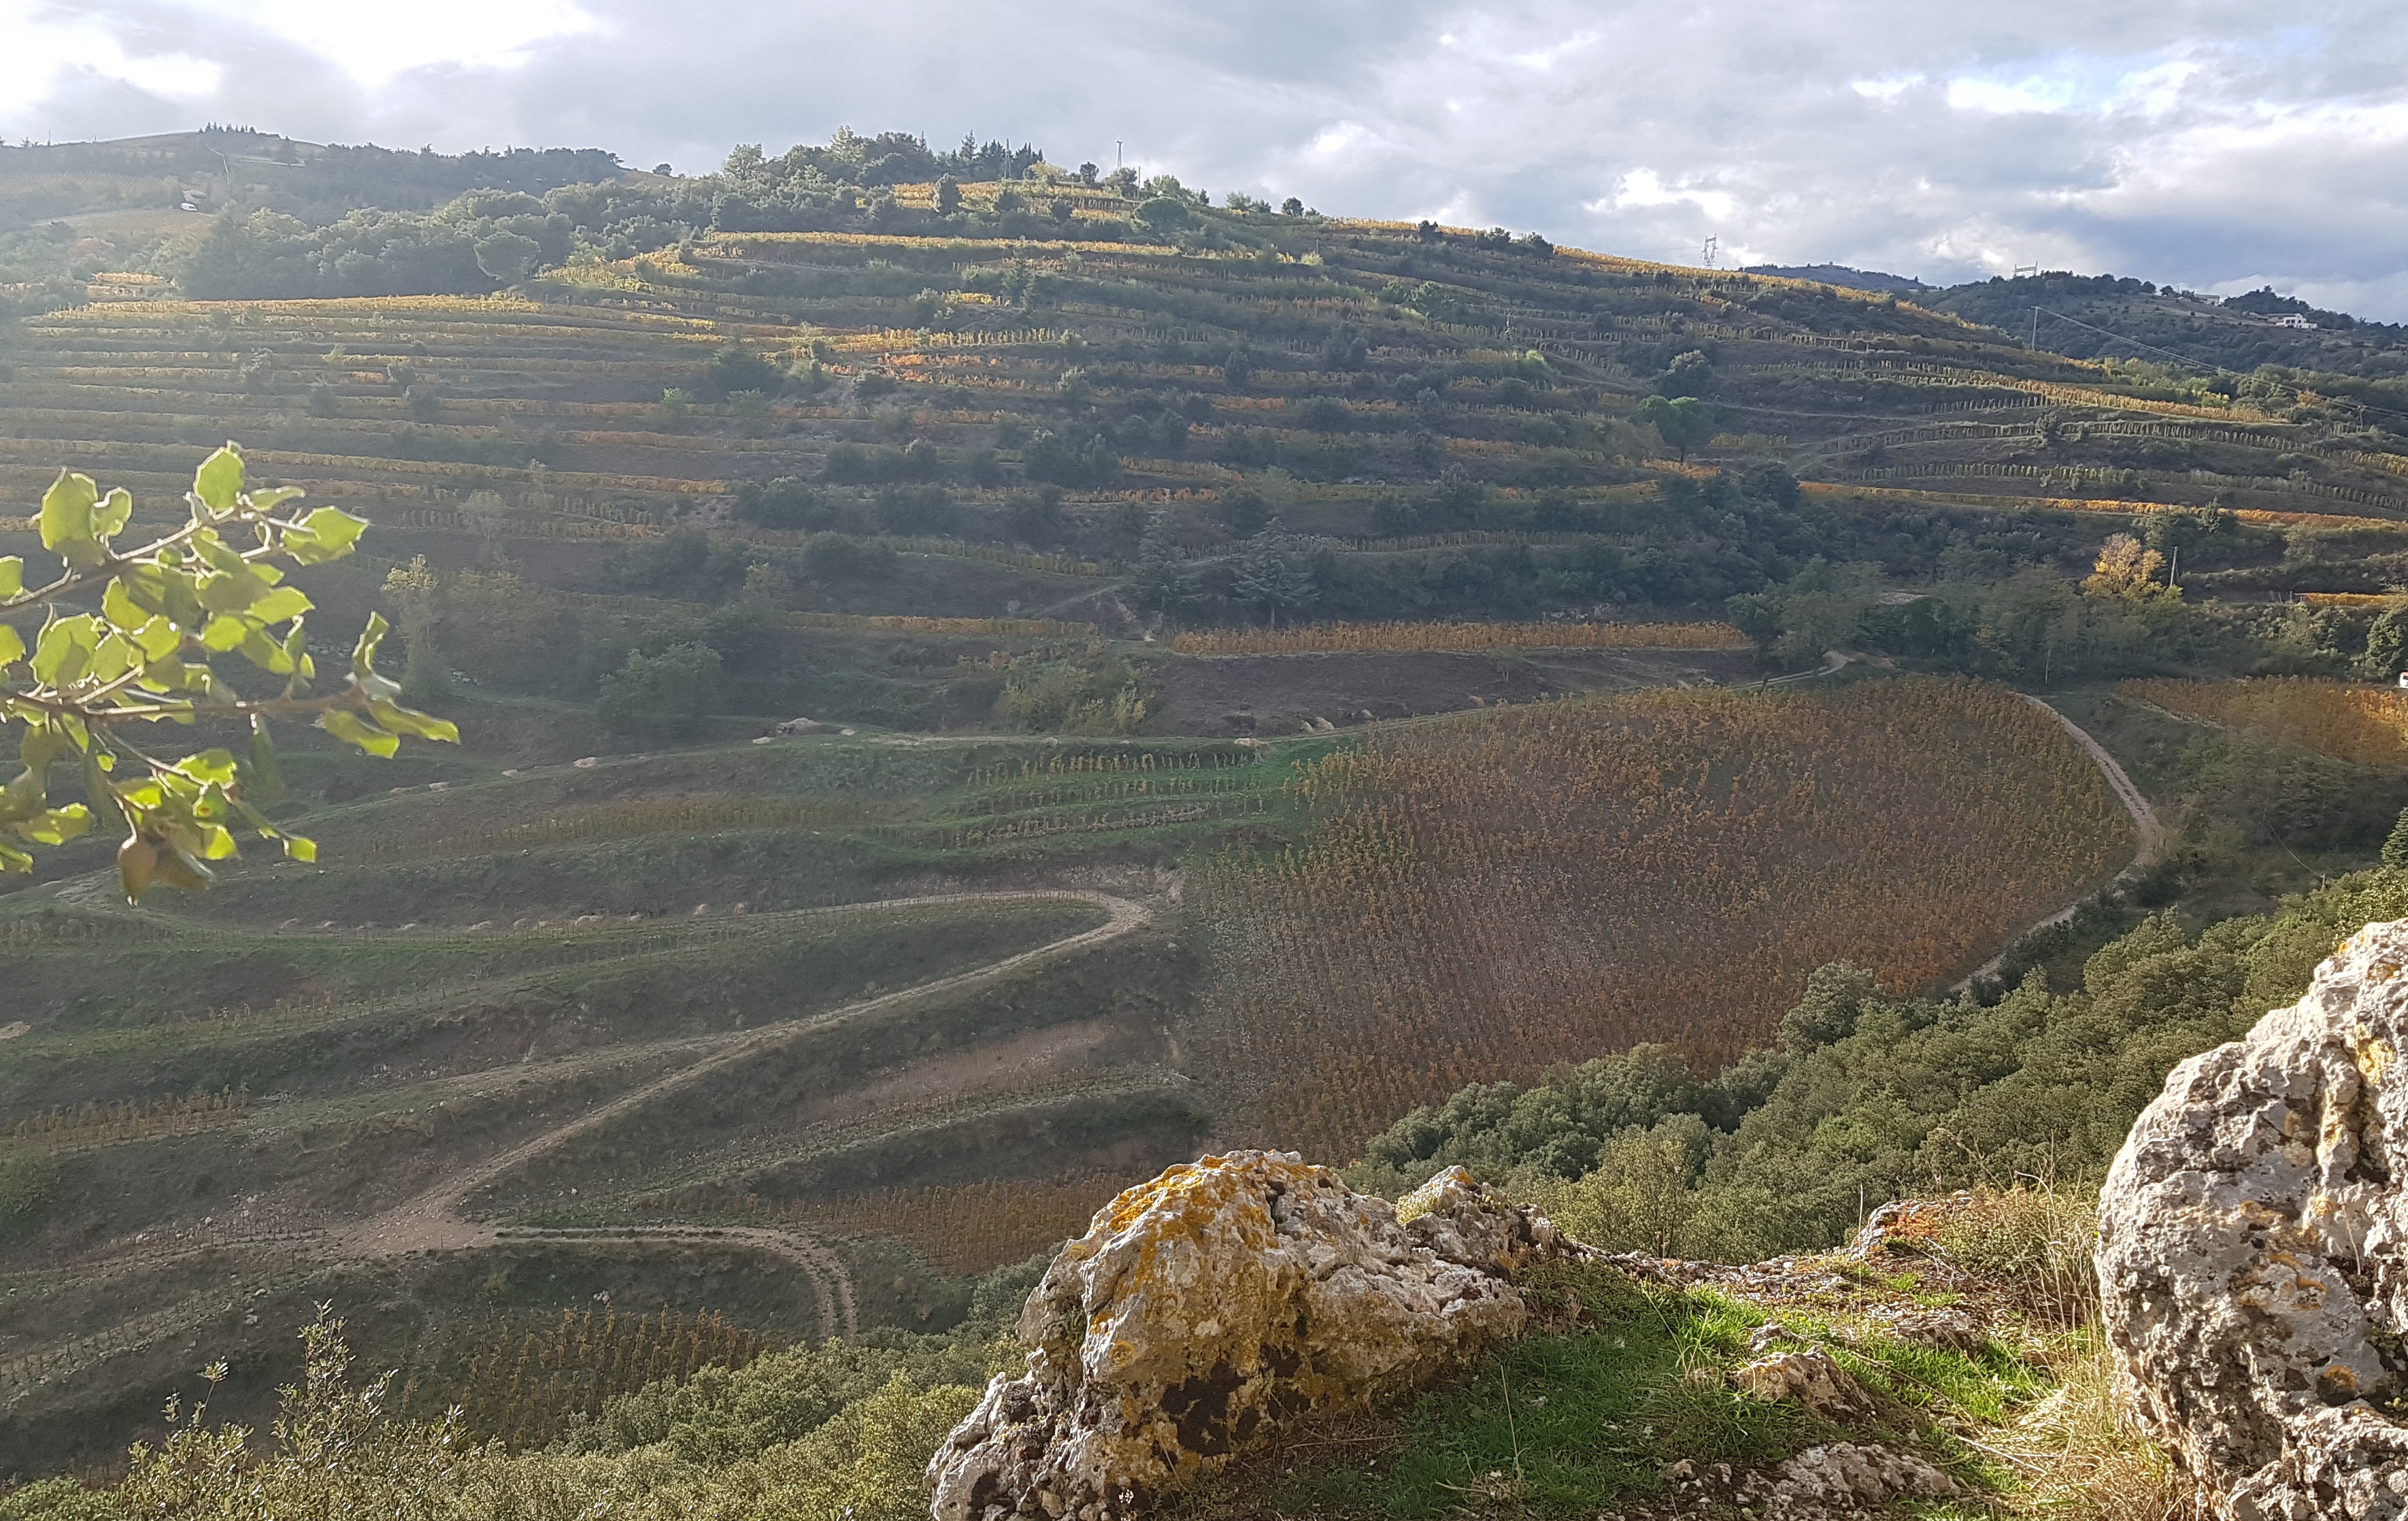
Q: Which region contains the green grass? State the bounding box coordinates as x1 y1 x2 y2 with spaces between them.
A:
1185 1261 2058 1520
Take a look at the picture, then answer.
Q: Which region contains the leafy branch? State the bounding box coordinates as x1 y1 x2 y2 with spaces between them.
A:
0 444 456 898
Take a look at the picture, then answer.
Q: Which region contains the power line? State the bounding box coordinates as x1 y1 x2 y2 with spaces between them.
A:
2030 305 2408 424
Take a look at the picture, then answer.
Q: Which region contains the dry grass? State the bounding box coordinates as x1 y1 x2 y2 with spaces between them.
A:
2122 676 2408 767
1996 1332 2209 1521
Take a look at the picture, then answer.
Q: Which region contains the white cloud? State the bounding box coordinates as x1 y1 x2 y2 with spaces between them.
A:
1601 169 1737 222
1945 75 2075 115
1850 76 1922 103
169 0 600 86
3 1 2405 318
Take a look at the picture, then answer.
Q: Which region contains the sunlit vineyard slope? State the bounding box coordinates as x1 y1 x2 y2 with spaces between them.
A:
1192 678 2133 1158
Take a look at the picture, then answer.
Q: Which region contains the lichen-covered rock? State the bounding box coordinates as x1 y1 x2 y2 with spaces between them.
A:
2098 918 2408 1520
925 1151 1575 1521
1735 1348 1873 1420
1769 1443 1956 1509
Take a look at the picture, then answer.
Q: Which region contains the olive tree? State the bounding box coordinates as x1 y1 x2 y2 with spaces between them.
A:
0 444 454 899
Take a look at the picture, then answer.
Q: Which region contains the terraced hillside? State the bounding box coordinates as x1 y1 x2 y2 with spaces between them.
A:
10 169 2408 1481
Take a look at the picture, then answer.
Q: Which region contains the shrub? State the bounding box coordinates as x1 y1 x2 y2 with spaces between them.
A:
705 345 785 399
596 642 722 737
803 534 897 582
0 1152 59 1241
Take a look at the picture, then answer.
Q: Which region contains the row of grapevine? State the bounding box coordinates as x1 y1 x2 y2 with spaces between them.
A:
960 747 1262 786
422 1307 777 1448
1169 620 1750 656
1802 482 2407 535
3 1088 250 1152
351 797 878 862
755 1177 1121 1275
1188 679 2130 1160
788 611 1099 636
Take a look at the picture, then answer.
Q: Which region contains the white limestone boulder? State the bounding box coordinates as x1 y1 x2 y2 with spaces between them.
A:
2098 917 2408 1520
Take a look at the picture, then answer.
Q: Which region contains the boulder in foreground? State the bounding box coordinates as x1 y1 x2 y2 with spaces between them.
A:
2099 917 2408 1520
925 1152 1577 1521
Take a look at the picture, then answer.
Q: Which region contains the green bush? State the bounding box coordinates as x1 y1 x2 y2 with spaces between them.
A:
0 1152 59 1240
1356 869 2408 1254
597 642 723 737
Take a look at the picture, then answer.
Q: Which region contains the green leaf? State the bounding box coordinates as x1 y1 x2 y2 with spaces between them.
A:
0 839 31 873
200 615 250 653
129 615 181 662
40 471 103 568
0 767 41 825
82 750 127 838
350 611 401 701
94 486 132 539
31 615 100 686
282 833 318 863
0 624 22 668
238 626 293 675
0 557 21 598
249 586 312 624
284 507 369 565
249 486 305 513
318 708 399 758
369 699 461 743
177 750 239 787
197 570 268 614
101 578 150 631
244 716 286 803
190 533 248 575
194 445 244 512
12 804 92 847
88 632 138 684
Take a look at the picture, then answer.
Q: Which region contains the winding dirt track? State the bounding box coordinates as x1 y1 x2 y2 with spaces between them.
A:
10 890 1148 1393
1954 697 2164 990
339 890 1150 1265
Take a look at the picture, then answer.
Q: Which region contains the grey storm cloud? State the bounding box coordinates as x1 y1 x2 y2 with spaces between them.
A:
8 0 2407 316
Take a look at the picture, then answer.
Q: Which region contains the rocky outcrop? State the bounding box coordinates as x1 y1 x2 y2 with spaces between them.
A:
2098 917 2408 1520
925 1153 1578 1521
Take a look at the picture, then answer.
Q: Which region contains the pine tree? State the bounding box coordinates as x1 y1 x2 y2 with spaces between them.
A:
2383 807 2408 869
1231 524 1319 629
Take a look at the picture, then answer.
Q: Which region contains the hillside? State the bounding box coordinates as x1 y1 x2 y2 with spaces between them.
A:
9 127 2408 1503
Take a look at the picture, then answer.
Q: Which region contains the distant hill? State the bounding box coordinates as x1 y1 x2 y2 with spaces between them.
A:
1932 270 2407 382
1743 263 1929 295
0 127 626 229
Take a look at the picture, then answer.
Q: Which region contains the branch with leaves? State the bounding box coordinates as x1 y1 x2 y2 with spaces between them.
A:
0 444 457 899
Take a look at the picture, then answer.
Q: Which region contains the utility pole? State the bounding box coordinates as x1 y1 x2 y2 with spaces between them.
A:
1701 234 1718 270
2030 306 2040 350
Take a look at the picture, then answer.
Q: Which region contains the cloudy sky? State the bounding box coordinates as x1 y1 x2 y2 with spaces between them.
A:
7 1 2407 316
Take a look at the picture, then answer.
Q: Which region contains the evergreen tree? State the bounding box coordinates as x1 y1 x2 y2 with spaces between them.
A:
1128 512 1201 618
1231 523 1319 629
2384 808 2408 870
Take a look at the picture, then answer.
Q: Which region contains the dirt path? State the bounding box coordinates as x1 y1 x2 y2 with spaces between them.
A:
6 890 1145 1384
1954 697 2165 990
339 889 1150 1260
